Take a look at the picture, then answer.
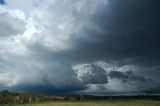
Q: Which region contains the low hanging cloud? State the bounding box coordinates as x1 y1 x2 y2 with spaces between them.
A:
73 63 108 84
108 70 152 83
73 61 159 94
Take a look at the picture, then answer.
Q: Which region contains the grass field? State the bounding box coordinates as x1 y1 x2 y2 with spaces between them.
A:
4 100 160 106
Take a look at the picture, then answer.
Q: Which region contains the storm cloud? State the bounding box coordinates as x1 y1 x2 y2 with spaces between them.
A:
0 0 160 95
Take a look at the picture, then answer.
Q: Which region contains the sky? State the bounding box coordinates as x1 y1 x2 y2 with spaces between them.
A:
0 0 160 95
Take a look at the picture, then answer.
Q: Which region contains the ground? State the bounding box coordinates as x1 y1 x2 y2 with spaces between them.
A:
4 100 160 106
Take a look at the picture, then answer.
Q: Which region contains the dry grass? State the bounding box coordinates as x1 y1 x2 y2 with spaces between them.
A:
4 100 160 106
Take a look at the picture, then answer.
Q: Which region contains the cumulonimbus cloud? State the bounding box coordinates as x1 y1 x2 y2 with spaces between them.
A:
0 0 159 95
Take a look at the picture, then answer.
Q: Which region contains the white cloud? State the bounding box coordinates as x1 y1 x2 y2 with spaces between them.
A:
0 72 17 87
73 63 108 84
73 61 157 94
0 7 26 37
3 0 108 52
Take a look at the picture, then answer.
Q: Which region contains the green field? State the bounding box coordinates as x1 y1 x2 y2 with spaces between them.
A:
4 100 160 106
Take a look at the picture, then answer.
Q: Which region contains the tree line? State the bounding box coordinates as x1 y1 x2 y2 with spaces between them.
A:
0 90 159 104
0 90 67 104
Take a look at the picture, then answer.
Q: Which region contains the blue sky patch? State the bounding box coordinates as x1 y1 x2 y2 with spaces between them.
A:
0 0 5 5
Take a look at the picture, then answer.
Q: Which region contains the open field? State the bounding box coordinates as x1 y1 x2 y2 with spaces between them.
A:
3 100 160 106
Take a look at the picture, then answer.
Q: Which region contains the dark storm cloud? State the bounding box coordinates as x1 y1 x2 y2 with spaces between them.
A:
108 70 152 83
45 0 160 93
41 0 160 70
1 0 160 94
108 71 129 82
64 0 160 64
27 0 160 94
